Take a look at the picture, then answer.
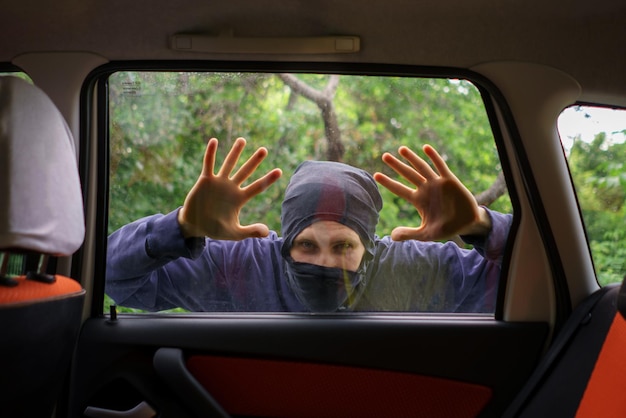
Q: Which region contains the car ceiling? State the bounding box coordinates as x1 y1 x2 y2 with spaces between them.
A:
1 0 625 106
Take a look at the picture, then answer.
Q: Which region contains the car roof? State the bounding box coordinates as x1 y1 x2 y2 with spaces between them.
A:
2 0 625 107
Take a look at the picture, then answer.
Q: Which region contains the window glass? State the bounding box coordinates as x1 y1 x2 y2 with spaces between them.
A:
559 105 626 286
106 71 512 314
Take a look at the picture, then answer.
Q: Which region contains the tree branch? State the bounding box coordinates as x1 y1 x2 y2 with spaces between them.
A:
475 171 507 206
278 74 345 161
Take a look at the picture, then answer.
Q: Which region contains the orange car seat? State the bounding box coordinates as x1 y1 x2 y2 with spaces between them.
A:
504 277 626 417
0 76 86 417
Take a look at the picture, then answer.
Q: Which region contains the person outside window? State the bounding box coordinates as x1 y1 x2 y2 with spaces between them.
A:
106 137 512 312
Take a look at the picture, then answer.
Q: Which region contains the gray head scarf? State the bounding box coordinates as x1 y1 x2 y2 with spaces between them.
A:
280 160 383 259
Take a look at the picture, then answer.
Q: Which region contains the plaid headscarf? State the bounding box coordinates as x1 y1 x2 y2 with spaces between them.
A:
280 160 383 259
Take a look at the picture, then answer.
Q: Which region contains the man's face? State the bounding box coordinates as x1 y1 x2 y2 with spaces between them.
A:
289 221 366 272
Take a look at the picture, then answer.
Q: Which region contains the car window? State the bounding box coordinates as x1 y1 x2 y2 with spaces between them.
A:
558 105 626 286
105 70 512 314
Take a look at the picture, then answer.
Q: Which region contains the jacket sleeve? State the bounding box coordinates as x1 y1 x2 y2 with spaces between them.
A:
105 208 211 311
461 208 513 264
364 208 513 313
450 208 513 312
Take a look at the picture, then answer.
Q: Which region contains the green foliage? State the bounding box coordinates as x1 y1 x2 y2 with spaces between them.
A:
109 72 510 238
0 72 33 83
568 132 626 285
107 71 513 312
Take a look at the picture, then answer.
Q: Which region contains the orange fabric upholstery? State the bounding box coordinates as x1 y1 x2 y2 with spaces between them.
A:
0 275 83 305
187 355 492 418
503 283 626 418
575 313 626 417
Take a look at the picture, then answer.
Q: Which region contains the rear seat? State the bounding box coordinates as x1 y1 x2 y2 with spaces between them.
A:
504 278 626 417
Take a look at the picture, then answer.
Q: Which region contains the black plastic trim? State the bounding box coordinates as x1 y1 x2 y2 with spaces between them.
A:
153 348 230 418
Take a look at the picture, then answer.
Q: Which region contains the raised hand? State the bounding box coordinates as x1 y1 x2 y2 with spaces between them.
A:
373 144 491 242
177 137 282 240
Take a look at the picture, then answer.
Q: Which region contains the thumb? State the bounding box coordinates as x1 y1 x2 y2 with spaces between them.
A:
391 226 430 242
236 223 271 239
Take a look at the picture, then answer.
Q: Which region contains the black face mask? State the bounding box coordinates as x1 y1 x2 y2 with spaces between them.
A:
285 259 367 313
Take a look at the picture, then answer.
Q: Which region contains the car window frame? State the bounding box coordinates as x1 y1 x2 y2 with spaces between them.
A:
81 61 522 320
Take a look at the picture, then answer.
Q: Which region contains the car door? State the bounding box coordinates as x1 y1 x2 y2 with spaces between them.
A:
64 62 561 418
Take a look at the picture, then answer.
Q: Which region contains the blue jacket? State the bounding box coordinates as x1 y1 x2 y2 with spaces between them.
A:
106 208 512 313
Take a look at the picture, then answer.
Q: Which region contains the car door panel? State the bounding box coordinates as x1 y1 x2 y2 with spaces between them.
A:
184 352 492 418
69 316 547 418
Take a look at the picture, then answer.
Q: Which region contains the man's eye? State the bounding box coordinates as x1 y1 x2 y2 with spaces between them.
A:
297 241 315 250
334 242 353 252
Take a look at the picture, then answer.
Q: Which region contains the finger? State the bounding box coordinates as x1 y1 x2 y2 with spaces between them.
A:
218 137 247 177
200 138 219 177
373 172 415 201
242 168 283 198
381 152 427 186
398 146 439 180
231 146 269 185
422 144 453 178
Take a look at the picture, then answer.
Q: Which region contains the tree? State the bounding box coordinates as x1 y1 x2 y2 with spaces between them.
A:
106 70 515 312
276 74 509 233
568 132 626 285
278 74 344 161
108 71 512 239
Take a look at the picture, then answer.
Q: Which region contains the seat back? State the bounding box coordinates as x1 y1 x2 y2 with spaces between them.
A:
504 277 626 418
0 76 86 417
574 278 626 417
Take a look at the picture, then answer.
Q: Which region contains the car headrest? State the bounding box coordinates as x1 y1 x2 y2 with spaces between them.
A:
0 76 85 256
